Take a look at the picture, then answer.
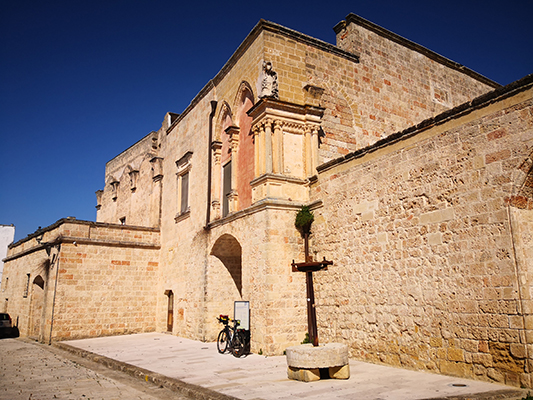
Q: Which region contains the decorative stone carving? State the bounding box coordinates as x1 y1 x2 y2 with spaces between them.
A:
95 190 103 210
211 141 222 164
109 179 119 201
129 169 139 192
303 84 325 106
259 61 278 99
150 157 164 182
211 199 221 220
225 126 240 151
175 151 193 173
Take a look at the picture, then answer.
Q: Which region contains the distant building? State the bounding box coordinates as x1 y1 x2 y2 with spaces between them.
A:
0 224 15 284
3 14 533 388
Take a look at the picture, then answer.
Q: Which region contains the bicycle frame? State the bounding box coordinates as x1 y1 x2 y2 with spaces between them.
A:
217 315 246 357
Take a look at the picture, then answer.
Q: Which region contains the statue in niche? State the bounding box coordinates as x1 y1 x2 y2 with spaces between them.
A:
259 61 278 99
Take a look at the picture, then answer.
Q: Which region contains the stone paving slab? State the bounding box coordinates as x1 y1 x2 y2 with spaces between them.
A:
0 337 190 400
59 333 529 400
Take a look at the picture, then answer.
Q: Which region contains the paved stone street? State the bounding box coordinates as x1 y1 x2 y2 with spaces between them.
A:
0 338 190 400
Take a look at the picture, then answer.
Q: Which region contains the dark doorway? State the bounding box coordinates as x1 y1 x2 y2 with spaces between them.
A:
166 290 174 332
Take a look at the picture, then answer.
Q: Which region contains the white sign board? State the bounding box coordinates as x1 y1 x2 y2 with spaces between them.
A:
234 301 250 330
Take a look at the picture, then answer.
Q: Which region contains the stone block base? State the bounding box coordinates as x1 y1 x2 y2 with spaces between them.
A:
329 364 350 379
287 366 320 382
286 365 351 382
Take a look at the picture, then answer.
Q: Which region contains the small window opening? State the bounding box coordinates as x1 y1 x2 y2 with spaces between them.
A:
180 171 189 214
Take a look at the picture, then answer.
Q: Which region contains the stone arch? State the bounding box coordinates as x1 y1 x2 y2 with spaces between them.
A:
214 101 234 143
506 149 533 349
233 81 255 210
210 233 242 296
509 151 533 210
233 81 255 121
33 275 45 289
204 233 243 341
29 274 46 341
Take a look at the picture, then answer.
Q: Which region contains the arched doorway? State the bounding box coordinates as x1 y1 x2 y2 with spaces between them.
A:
29 275 45 340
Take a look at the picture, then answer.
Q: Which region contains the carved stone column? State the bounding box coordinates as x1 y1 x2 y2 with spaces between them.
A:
258 123 266 175
253 126 260 178
265 118 273 174
311 126 319 175
273 120 283 174
211 141 222 220
304 125 312 177
226 125 240 213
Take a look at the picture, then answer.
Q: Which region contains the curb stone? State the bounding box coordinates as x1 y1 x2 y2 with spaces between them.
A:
420 389 528 400
54 342 240 400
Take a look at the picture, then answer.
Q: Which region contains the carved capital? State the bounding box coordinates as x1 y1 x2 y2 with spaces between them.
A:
225 125 240 151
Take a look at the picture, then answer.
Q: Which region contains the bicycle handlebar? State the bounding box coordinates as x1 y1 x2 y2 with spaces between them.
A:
217 315 240 327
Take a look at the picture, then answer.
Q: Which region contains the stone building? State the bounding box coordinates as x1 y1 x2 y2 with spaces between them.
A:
0 224 15 284
3 13 533 387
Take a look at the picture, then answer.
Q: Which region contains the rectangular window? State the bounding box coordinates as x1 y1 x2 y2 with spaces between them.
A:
23 274 30 298
180 171 189 214
223 161 232 217
175 151 193 222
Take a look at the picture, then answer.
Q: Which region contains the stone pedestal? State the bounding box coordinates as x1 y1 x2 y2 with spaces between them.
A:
285 343 350 382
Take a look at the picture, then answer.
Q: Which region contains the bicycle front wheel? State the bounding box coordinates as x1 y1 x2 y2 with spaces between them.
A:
231 331 245 358
217 329 229 354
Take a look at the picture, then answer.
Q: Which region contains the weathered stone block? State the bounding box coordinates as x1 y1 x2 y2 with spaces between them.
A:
287 366 320 382
329 364 350 379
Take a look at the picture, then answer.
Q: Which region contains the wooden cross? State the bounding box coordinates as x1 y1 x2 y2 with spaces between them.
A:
291 232 333 347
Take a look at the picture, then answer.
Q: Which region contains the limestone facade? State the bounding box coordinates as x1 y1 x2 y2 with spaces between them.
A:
310 77 533 387
3 13 532 387
2 219 160 342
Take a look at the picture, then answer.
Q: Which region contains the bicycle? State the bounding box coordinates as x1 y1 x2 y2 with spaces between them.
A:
216 315 246 357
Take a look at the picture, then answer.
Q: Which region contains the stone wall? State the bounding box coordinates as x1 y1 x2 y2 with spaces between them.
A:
310 79 533 386
329 14 498 156
97 128 163 227
107 18 501 356
1 219 160 342
157 200 308 355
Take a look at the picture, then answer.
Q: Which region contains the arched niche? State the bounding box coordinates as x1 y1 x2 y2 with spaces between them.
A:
210 234 243 296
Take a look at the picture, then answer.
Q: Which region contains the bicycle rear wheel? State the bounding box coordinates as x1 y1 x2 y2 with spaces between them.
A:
231 331 245 358
217 329 230 354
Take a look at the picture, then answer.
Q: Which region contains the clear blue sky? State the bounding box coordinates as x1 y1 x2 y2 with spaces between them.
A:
1 0 532 242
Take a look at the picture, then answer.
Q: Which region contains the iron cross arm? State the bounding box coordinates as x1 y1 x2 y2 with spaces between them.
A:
291 257 333 272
